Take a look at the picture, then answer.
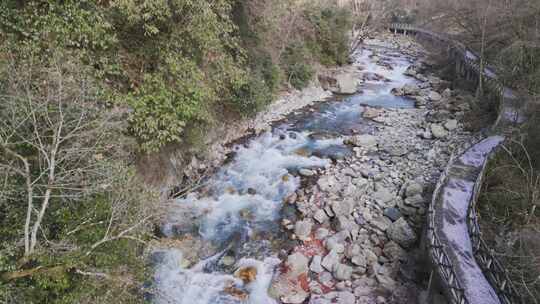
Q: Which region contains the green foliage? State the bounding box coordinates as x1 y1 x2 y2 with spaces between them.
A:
282 43 315 89
126 57 211 152
305 7 352 66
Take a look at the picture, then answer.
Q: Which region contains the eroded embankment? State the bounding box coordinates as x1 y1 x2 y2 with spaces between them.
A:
148 33 480 304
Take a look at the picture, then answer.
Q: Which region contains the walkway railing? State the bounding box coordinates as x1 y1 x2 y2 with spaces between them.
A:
389 23 523 304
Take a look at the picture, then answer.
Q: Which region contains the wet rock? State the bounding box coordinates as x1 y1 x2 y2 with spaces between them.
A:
383 207 402 222
299 168 315 177
387 218 417 248
430 124 448 139
442 88 453 98
294 220 313 241
333 263 353 281
383 241 406 261
221 255 236 267
235 266 258 284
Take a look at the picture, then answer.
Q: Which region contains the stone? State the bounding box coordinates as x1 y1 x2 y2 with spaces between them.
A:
281 291 309 304
373 185 395 207
314 209 329 224
286 252 309 276
442 88 453 98
322 250 341 272
310 255 324 273
325 236 346 253
430 124 448 139
387 218 417 248
331 200 354 216
351 254 367 267
428 91 442 101
362 107 383 120
221 255 235 266
370 216 392 232
404 194 424 208
405 181 423 197
318 176 341 194
345 243 361 259
345 134 378 149
315 228 330 240
235 266 258 284
334 216 359 235
333 263 353 281
294 219 313 241
383 241 406 261
402 84 420 95
383 207 402 222
334 73 358 94
299 168 315 177
444 119 458 131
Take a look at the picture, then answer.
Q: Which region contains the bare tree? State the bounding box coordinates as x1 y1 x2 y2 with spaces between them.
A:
0 55 155 260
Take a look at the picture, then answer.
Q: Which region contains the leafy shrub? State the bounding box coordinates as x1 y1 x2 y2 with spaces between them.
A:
282 43 315 89
126 57 211 152
230 72 273 116
306 6 352 66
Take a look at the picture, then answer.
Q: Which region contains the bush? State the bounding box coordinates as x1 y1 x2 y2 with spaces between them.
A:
306 6 352 66
282 43 315 90
126 57 211 152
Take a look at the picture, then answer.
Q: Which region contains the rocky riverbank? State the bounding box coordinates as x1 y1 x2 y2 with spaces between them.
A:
151 32 482 304
267 34 479 304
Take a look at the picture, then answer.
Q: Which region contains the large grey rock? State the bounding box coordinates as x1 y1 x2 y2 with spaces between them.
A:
281 291 309 304
387 218 417 248
294 219 313 241
345 134 378 149
334 73 358 94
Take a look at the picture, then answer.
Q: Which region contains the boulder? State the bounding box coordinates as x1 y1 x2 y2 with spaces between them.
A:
345 134 378 149
334 73 358 94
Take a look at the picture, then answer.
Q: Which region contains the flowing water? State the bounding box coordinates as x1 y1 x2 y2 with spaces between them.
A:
151 45 418 304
